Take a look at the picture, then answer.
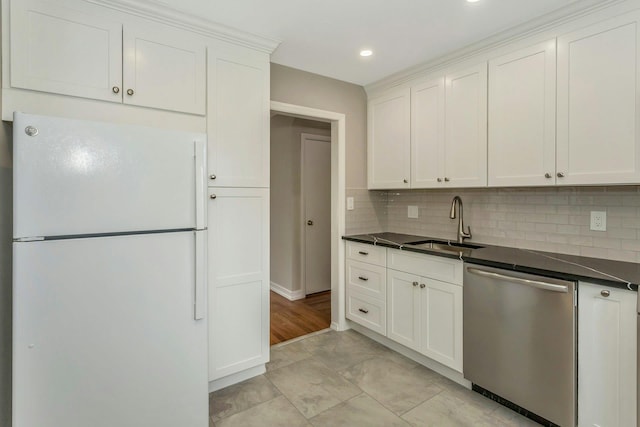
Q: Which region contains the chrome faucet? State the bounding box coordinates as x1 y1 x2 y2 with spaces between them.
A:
450 196 471 243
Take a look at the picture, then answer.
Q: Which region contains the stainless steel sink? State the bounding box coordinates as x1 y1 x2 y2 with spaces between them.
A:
404 240 484 255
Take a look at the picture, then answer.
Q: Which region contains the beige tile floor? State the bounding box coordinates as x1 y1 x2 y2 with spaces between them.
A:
209 330 540 427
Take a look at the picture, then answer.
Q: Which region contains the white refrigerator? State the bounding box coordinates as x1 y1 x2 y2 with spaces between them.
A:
12 113 208 427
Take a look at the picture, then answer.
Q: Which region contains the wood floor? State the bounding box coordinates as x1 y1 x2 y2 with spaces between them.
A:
270 291 331 345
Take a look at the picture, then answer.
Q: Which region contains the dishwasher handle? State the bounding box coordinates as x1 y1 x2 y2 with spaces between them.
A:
466 267 569 293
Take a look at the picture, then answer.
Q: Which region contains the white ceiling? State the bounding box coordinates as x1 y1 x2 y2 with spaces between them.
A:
155 0 582 86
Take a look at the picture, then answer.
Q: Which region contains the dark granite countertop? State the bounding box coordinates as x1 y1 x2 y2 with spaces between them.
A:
343 232 640 291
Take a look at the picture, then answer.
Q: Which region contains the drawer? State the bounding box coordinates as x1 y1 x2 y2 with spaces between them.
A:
346 260 386 300
346 241 386 266
346 292 386 335
388 248 462 285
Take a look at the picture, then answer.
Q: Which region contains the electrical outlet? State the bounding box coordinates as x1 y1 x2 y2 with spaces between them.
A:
408 205 419 219
346 197 354 211
590 211 607 231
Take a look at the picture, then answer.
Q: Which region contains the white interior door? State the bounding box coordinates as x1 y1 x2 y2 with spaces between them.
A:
13 232 208 427
302 134 331 295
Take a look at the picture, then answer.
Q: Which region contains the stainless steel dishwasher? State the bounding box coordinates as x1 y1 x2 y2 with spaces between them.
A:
464 265 576 427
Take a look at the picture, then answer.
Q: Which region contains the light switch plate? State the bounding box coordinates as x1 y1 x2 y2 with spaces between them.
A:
408 205 419 219
590 211 607 231
346 197 354 211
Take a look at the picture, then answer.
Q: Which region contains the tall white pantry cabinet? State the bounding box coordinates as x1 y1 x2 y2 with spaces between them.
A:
2 0 274 392
206 44 271 389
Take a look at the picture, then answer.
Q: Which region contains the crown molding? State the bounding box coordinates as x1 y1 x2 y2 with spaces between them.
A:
365 0 626 95
86 0 280 53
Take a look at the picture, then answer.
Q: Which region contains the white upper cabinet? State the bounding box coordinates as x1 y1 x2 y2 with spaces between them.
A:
444 63 488 187
10 0 206 115
488 40 557 187
557 13 640 185
207 42 270 188
10 0 123 103
122 26 206 115
411 77 445 188
368 87 411 189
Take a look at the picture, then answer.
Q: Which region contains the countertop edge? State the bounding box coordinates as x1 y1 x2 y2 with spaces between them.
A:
342 235 639 291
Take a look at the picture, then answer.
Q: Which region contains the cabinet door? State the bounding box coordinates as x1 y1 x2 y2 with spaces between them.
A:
207 42 270 188
368 88 411 189
10 0 122 103
420 278 463 373
208 188 270 381
123 25 206 115
488 41 556 187
411 77 445 188
557 13 640 185
444 63 488 187
386 269 420 351
578 283 636 427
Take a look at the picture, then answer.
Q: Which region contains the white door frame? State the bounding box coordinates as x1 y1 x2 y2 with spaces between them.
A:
270 101 347 332
300 133 331 296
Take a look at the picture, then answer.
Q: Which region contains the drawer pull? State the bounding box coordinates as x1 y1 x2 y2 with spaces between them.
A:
358 308 369 314
358 276 369 281
358 251 369 256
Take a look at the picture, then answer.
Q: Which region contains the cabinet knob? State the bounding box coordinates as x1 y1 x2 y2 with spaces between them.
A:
420 283 426 289
112 86 120 94
557 172 565 178
210 174 216 180
210 194 217 199
545 173 552 179
126 88 134 96
413 281 419 287
358 308 369 314
403 179 408 184
437 178 442 183
307 220 314 226
444 177 450 182
601 290 610 297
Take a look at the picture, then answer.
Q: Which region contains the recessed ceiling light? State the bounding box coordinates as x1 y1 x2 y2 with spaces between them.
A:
360 50 373 57
467 0 481 2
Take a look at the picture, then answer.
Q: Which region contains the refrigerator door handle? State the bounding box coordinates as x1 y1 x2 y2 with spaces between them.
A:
194 140 206 230
194 230 207 320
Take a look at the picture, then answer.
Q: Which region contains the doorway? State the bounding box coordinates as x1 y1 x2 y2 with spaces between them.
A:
269 101 347 343
269 116 332 344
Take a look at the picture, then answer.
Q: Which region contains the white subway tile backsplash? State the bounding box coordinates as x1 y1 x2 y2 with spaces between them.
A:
345 186 640 263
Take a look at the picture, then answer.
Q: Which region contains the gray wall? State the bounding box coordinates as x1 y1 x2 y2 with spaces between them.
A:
0 121 12 427
270 115 330 293
270 63 367 189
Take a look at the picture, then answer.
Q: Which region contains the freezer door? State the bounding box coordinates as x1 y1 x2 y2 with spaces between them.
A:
13 112 206 239
13 232 208 427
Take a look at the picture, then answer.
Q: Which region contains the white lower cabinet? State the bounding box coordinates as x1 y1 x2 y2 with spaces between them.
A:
578 282 637 427
420 278 463 372
348 245 464 373
207 188 269 382
386 267 463 373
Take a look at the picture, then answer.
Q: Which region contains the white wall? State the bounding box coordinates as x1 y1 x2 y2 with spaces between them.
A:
270 115 330 294
0 120 12 427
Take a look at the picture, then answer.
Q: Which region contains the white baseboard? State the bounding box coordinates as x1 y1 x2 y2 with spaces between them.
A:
270 281 305 301
208 364 266 393
330 321 341 331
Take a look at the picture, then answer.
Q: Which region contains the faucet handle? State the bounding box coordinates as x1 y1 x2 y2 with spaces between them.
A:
464 226 472 239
